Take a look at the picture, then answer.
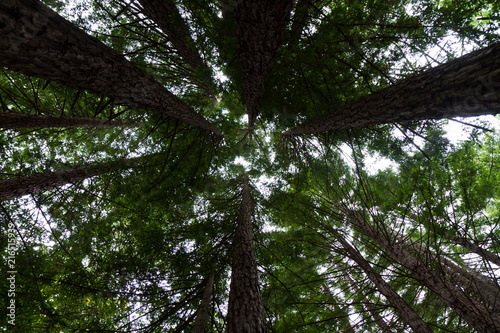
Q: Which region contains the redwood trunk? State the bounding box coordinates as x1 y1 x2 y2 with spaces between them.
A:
0 112 129 129
402 237 500 312
191 272 215 333
339 206 500 332
453 236 500 267
0 0 221 136
288 0 314 45
137 0 216 96
283 42 500 135
0 159 136 200
235 0 293 129
226 175 266 333
335 232 433 333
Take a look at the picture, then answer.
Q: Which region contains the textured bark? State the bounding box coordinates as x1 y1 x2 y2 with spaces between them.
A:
235 0 294 129
453 236 500 267
226 175 266 333
0 112 130 129
0 158 137 200
283 42 500 136
191 272 214 333
344 273 392 333
0 0 221 136
335 232 433 333
339 206 500 332
137 0 216 96
402 236 500 312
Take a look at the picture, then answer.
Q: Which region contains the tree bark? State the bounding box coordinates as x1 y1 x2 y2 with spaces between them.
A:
0 0 221 136
339 205 500 332
191 272 215 333
0 158 137 200
283 42 500 136
453 236 500 267
0 111 131 129
288 0 314 46
401 236 500 312
137 0 216 96
335 232 433 333
235 0 293 129
226 175 266 333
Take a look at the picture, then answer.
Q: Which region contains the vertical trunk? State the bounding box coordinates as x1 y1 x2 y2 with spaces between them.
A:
191 272 215 333
344 273 392 333
137 0 216 96
226 175 266 333
339 205 500 332
0 0 221 136
283 42 500 136
235 0 294 129
288 0 314 45
453 236 500 267
335 232 433 333
0 112 130 129
0 158 137 200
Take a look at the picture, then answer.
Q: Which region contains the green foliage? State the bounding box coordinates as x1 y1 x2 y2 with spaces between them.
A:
2 0 500 332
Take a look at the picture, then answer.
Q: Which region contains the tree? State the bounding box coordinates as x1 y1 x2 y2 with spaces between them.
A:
0 0 221 135
1 0 500 332
226 175 266 333
0 111 131 129
0 157 141 200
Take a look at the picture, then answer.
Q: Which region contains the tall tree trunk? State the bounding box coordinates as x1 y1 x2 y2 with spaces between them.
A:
0 158 137 200
288 0 314 46
344 273 392 333
334 231 433 333
338 205 500 332
191 272 215 333
452 236 500 267
226 174 266 333
283 42 500 136
235 0 294 129
137 0 216 97
0 112 130 129
401 236 500 312
0 0 221 136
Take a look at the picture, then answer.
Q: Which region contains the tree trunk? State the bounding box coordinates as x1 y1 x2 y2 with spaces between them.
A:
0 158 137 200
288 0 314 46
191 272 215 333
401 236 500 312
453 236 500 267
344 273 392 333
283 42 500 136
235 0 293 129
335 231 433 333
137 0 216 97
0 0 221 136
0 112 130 129
226 174 266 333
339 205 500 332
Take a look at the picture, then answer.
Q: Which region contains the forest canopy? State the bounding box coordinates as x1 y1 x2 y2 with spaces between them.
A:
1 0 500 332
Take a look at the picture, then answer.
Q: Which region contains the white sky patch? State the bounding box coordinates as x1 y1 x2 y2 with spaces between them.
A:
364 153 396 175
234 156 251 170
338 143 356 170
445 115 500 144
